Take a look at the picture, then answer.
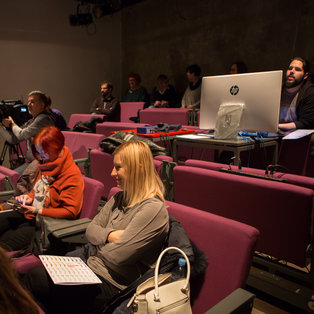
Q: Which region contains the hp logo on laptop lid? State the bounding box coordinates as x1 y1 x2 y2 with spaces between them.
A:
230 85 239 96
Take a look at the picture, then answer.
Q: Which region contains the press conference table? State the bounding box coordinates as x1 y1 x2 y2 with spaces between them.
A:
172 134 279 165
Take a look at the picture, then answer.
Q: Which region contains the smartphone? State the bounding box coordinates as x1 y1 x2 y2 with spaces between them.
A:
6 200 23 210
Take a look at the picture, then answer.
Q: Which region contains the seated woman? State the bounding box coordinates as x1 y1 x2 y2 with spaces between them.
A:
0 126 84 251
23 140 169 314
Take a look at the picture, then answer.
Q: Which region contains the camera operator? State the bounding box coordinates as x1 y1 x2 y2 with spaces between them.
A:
0 91 55 174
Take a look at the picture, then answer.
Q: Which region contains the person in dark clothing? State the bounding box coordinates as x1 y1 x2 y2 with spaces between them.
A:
229 61 248 74
90 81 120 122
150 74 178 108
279 57 314 130
122 72 149 108
181 64 202 110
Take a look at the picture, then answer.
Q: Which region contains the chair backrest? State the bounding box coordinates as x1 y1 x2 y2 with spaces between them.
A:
0 165 20 187
67 114 104 129
0 173 6 191
80 176 105 219
173 165 313 267
278 134 314 176
184 159 314 190
96 122 148 137
139 108 190 125
90 150 166 199
62 131 105 160
120 102 145 122
90 149 116 199
106 187 259 314
10 176 104 275
166 201 259 314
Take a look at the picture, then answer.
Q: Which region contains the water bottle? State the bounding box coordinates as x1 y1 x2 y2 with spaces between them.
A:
172 257 187 280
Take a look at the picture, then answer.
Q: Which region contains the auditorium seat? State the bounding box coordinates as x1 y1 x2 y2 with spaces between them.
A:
184 159 314 190
90 149 170 199
67 114 104 129
96 121 147 137
120 102 145 122
107 187 259 314
10 176 105 274
173 165 313 268
0 166 20 201
62 131 105 175
278 133 314 177
139 108 190 125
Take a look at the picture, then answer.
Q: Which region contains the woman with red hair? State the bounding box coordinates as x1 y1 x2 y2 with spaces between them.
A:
0 126 84 251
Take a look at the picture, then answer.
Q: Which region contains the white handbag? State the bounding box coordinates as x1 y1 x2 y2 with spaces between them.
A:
127 246 192 314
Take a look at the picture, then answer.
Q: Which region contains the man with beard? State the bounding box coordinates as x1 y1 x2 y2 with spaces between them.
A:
90 81 120 121
279 57 314 131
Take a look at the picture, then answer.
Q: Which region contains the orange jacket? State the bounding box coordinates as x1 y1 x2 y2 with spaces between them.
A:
26 146 84 219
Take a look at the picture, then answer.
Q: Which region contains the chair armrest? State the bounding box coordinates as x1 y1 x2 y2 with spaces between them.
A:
47 218 91 239
204 288 255 314
0 190 15 201
74 157 91 177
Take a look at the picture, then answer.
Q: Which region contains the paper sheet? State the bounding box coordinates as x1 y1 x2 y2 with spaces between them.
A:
282 129 314 140
176 134 215 140
39 255 102 285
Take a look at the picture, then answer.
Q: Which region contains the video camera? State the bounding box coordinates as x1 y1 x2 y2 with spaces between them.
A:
0 100 31 126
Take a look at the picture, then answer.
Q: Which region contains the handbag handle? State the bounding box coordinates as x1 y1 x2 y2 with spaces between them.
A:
153 246 190 301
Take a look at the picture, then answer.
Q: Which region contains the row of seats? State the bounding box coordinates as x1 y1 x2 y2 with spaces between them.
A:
67 102 146 129
1 111 312 312
169 158 314 312
11 185 258 314
68 112 314 176
0 127 261 312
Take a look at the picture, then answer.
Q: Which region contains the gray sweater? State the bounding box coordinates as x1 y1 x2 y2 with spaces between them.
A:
86 191 169 289
0 111 55 161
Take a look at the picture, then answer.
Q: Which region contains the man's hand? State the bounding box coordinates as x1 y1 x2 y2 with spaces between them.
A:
154 101 162 108
278 122 296 131
107 230 124 243
2 116 14 128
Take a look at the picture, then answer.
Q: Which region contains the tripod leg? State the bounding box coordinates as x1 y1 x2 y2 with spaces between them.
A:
0 142 9 166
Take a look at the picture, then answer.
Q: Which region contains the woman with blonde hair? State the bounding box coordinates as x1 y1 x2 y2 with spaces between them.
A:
24 140 169 314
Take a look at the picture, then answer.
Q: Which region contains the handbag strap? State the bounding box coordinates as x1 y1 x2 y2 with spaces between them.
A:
153 246 190 301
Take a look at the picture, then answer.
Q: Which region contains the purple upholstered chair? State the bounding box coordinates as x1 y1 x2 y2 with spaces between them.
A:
67 114 104 129
10 176 104 274
173 165 313 268
139 108 190 125
107 187 259 314
90 149 169 199
120 102 145 122
184 159 314 190
90 149 115 200
62 131 105 175
166 200 259 314
96 122 147 137
278 134 314 177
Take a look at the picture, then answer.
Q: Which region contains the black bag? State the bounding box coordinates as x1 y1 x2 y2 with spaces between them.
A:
99 131 168 156
72 116 103 133
155 123 182 133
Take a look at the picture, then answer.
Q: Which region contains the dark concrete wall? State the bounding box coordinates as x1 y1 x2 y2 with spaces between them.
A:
121 0 314 100
0 0 121 121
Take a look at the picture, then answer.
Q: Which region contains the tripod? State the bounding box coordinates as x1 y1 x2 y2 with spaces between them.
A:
0 141 25 169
